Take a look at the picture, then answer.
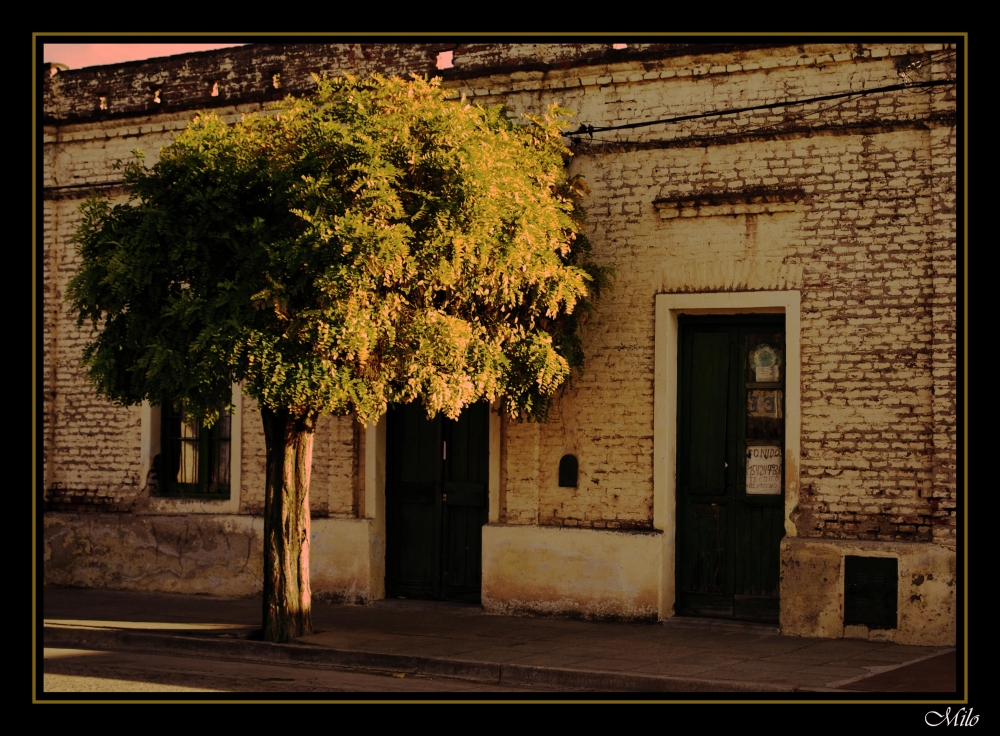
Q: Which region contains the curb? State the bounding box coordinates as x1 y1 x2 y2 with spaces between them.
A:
661 617 781 635
43 626 800 693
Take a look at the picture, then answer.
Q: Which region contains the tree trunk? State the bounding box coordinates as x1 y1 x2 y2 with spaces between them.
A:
261 406 317 642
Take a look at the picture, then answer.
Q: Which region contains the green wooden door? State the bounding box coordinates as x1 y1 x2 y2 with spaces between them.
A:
676 315 786 622
386 401 490 602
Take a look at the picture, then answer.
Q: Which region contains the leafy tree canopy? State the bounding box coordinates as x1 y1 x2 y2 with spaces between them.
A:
69 74 612 427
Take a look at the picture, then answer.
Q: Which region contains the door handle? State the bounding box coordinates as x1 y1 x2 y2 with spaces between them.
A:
442 493 447 503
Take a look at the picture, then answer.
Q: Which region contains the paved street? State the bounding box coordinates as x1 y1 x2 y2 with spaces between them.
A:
41 587 959 694
42 648 555 694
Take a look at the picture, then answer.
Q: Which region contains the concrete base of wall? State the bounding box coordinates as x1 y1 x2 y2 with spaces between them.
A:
309 517 379 604
780 537 956 646
481 524 661 621
44 514 956 645
43 513 379 603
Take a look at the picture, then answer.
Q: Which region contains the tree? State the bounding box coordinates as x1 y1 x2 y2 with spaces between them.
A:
67 74 612 642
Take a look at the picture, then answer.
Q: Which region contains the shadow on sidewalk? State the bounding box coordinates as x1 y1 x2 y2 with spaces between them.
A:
839 651 956 693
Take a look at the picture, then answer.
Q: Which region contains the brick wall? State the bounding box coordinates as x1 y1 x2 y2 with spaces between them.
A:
42 41 957 547
238 405 358 518
43 197 144 512
42 42 757 126
472 42 957 543
43 44 446 125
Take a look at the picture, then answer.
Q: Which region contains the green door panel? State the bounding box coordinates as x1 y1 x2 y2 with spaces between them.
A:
735 503 784 597
687 331 732 496
386 400 489 603
386 401 442 599
397 504 437 593
676 316 785 623
444 482 487 507
679 502 729 594
442 401 489 601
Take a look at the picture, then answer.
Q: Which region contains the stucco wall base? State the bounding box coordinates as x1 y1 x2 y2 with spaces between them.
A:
482 524 660 621
309 518 378 604
780 537 955 646
44 513 379 603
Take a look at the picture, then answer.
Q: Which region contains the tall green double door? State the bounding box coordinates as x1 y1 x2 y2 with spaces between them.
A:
385 401 490 603
676 315 787 623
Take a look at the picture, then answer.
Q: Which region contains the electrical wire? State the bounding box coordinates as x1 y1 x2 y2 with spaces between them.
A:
730 92 871 139
562 78 955 139
898 51 957 94
739 51 959 135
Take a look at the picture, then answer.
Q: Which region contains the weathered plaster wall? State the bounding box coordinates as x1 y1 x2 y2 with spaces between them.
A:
305 518 379 603
482 524 661 620
42 42 957 639
44 513 380 602
44 42 957 540
780 537 955 645
473 44 957 543
44 512 264 596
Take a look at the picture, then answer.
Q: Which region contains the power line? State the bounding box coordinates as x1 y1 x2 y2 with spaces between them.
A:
899 51 957 94
730 67 953 139
729 91 873 139
562 78 956 138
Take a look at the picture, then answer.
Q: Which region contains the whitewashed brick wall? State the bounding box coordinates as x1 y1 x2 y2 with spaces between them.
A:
43 42 957 547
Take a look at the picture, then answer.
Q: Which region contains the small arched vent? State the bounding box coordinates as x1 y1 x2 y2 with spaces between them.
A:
558 454 578 488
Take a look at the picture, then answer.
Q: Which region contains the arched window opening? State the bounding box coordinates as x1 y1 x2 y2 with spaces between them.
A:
558 454 578 488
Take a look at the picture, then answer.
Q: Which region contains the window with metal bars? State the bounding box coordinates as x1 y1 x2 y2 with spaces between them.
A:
157 402 232 498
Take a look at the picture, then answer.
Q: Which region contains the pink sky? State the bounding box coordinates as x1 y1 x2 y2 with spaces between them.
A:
43 44 247 70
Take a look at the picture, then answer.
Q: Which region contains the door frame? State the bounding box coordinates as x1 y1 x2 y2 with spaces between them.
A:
362 402 502 602
654 291 801 620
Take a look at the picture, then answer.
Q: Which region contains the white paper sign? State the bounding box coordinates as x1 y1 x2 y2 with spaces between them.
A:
755 365 778 382
746 445 782 495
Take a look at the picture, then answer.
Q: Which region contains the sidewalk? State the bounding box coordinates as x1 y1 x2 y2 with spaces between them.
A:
41 587 957 694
